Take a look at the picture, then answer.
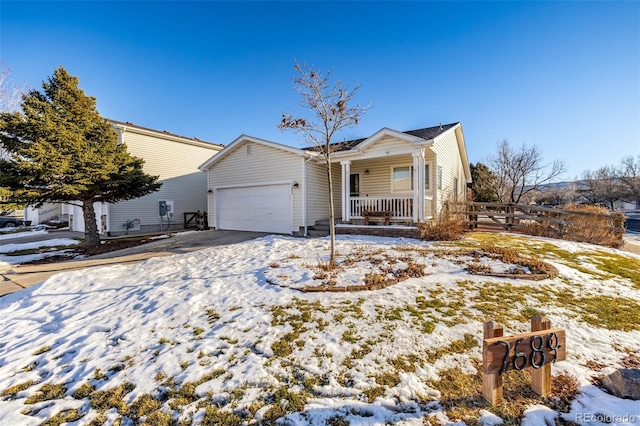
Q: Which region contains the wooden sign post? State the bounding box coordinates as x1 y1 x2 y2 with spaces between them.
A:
482 315 566 405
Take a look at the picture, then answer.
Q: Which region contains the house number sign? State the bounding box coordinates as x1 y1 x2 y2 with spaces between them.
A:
481 316 566 405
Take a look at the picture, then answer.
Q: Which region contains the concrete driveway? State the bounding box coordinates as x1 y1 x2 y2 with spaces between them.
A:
1 229 270 297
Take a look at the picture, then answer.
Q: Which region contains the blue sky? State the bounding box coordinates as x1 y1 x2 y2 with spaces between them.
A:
1 1 638 179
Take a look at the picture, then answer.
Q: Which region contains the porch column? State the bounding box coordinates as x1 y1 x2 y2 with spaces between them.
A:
412 150 425 223
340 160 351 221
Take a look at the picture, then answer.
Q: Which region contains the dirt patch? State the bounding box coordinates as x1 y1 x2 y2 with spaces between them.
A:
21 236 161 265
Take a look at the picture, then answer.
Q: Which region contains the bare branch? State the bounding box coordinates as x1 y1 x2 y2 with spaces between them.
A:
279 60 371 264
488 140 566 204
0 62 26 114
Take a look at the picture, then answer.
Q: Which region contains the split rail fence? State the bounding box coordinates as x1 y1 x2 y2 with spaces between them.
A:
459 202 625 238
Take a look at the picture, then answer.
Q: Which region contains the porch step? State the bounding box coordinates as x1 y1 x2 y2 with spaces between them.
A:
307 229 329 237
305 219 333 237
314 219 338 227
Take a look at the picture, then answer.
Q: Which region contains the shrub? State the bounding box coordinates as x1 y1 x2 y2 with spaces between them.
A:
419 202 466 241
562 205 625 248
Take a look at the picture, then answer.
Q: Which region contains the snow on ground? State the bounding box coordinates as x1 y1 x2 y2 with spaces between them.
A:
0 238 80 266
0 234 638 425
0 238 80 254
0 229 49 240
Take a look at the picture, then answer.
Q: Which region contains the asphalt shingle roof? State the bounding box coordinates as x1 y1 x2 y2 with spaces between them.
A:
304 122 459 152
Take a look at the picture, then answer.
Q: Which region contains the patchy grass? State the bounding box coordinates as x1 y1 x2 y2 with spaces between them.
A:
40 408 84 426
589 252 640 289
72 383 95 399
4 232 638 424
33 345 51 355
4 243 80 257
426 334 478 363
1 380 35 398
431 361 580 425
571 295 640 331
25 383 67 404
88 382 136 414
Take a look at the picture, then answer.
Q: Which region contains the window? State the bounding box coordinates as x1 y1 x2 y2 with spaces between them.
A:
425 164 431 190
392 164 432 192
437 166 443 190
392 166 413 192
453 177 459 201
350 173 360 197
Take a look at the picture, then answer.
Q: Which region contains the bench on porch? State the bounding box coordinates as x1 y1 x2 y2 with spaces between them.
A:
363 210 392 226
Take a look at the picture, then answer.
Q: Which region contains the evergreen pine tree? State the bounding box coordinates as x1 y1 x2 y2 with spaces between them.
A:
0 66 161 247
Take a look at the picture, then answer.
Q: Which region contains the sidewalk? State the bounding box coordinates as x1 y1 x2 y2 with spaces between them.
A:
622 236 640 256
1 230 268 297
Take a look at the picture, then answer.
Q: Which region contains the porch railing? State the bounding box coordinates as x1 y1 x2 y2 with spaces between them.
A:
350 196 413 219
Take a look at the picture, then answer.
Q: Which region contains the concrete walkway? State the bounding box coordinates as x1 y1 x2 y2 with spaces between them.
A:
622 237 640 256
0 230 269 297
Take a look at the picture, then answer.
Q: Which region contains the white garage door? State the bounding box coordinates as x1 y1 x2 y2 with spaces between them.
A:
217 184 292 233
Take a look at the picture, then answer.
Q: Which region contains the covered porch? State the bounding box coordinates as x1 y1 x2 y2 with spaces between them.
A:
336 147 436 224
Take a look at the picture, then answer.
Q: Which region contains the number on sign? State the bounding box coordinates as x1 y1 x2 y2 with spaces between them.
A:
493 333 562 375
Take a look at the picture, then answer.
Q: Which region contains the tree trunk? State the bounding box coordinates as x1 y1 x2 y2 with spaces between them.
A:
326 159 336 267
82 200 101 247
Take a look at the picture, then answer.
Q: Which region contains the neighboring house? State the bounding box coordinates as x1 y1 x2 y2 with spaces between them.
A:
199 122 471 236
25 120 224 235
24 203 62 225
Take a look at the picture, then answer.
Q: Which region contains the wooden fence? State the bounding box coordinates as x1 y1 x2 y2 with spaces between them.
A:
459 202 625 238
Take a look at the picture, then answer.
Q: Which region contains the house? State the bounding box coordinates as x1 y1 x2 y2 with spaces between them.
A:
199 122 471 236
25 120 224 235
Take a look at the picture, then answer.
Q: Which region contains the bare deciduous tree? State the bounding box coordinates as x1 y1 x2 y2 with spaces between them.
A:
0 62 26 214
279 61 369 266
581 166 625 209
488 140 566 204
0 63 25 115
617 155 640 203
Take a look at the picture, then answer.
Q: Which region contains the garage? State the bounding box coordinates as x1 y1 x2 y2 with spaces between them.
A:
216 184 292 234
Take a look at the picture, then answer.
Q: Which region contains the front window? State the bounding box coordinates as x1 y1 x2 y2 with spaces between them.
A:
392 166 413 192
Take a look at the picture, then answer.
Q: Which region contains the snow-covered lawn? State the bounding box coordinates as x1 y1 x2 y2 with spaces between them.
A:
0 233 639 425
0 238 81 267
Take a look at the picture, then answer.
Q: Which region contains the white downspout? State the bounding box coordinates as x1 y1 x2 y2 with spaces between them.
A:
302 157 306 236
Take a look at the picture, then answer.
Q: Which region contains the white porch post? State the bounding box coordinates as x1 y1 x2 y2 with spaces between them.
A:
418 148 426 221
412 152 423 223
340 160 351 221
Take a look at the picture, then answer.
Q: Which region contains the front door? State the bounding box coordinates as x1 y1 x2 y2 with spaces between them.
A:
350 173 360 197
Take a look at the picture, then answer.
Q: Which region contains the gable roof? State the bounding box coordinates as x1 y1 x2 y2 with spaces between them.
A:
109 119 224 150
199 134 315 171
304 122 460 153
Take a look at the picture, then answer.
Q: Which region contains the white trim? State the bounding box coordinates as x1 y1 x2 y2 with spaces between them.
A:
424 160 433 191
412 152 424 223
349 127 425 152
301 157 307 236
199 135 315 170
340 161 351 221
111 121 222 151
213 180 293 190
330 147 422 162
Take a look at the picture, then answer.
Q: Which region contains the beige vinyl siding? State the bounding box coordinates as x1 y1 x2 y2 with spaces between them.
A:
207 141 303 231
109 130 221 232
305 160 331 225
431 128 466 210
357 135 415 158
347 153 436 197
331 163 342 219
